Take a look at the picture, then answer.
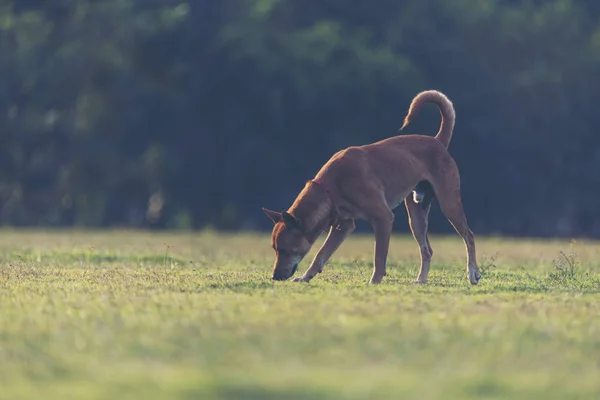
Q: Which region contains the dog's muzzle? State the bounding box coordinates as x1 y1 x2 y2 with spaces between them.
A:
272 263 299 281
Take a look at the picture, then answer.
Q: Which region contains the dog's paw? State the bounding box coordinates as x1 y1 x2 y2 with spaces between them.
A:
468 269 481 285
412 279 427 285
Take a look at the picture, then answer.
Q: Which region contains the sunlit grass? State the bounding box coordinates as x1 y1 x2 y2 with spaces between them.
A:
0 229 599 399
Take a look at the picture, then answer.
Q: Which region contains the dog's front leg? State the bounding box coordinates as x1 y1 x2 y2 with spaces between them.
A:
293 219 355 282
369 211 394 284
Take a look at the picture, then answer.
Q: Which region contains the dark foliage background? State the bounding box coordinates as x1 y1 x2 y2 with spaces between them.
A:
1 0 599 237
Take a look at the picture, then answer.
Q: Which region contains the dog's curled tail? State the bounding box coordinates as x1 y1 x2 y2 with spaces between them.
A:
400 90 456 148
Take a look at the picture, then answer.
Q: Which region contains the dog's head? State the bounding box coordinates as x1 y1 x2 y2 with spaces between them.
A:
262 208 313 281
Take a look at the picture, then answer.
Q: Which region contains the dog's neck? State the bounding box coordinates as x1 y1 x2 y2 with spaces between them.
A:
288 183 333 241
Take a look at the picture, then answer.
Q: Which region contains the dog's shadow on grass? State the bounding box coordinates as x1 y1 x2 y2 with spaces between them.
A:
204 280 276 291
195 267 600 295
205 385 332 400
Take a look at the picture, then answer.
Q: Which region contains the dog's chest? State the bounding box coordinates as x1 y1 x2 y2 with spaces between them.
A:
388 198 405 210
387 190 411 210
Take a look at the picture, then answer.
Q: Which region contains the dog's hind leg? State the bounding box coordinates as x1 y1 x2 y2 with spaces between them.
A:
432 162 481 285
405 195 433 283
293 219 355 283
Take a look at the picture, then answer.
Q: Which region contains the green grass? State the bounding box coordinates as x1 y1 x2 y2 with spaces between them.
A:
0 229 599 399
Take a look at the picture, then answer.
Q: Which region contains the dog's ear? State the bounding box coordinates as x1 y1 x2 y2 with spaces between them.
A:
281 211 302 231
262 207 282 224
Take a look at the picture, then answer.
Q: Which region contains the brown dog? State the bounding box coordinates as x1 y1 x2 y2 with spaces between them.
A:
262 90 481 285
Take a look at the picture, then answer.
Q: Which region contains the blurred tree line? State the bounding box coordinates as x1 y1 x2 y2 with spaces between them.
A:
1 0 600 237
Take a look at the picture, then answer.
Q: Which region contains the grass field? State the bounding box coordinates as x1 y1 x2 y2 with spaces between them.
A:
0 229 599 399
